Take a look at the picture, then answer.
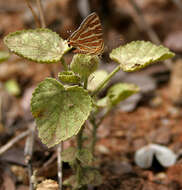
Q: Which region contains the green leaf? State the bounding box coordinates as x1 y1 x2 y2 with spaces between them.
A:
87 70 108 91
58 71 80 84
61 147 77 163
70 54 99 80
31 78 92 147
80 168 102 186
0 51 9 62
77 149 93 165
107 83 139 106
63 175 77 188
63 168 102 189
110 41 175 72
61 147 93 165
4 28 70 63
4 79 21 96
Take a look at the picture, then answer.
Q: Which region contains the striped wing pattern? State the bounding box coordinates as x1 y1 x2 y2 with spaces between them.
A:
67 12 104 55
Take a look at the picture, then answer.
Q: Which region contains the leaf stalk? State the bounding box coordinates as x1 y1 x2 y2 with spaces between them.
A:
91 65 120 96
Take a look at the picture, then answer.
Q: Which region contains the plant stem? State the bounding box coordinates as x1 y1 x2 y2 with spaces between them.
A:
77 77 88 150
25 0 40 27
90 117 97 155
90 108 110 155
24 124 35 190
57 143 63 190
84 77 88 89
36 0 46 28
61 58 69 71
90 67 120 153
91 65 120 96
77 128 83 150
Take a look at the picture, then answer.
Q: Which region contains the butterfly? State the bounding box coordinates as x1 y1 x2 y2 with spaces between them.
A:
67 12 104 55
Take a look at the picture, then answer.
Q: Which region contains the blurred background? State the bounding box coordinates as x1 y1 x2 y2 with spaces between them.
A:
0 0 182 189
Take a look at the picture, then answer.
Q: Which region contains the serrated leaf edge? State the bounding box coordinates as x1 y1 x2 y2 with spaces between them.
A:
4 28 69 63
110 41 175 72
31 78 92 147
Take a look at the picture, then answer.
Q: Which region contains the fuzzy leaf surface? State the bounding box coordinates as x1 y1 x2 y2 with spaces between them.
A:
107 83 139 106
110 41 175 72
70 54 99 80
77 149 93 165
4 28 69 63
31 78 92 147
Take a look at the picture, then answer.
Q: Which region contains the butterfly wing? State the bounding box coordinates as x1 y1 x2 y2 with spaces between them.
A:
68 12 104 55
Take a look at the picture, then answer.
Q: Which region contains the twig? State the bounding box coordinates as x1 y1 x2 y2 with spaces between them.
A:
57 143 63 190
0 96 2 124
24 124 36 190
128 0 173 68
25 0 40 27
0 128 32 155
172 0 182 12
84 77 88 89
91 65 120 96
77 128 84 150
36 0 46 27
128 0 160 45
61 57 69 71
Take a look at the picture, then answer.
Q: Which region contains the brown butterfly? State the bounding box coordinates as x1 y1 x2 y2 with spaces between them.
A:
67 12 104 55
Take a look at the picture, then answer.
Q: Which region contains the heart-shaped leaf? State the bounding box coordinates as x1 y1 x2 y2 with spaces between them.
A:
4 28 70 63
31 78 92 147
110 41 175 72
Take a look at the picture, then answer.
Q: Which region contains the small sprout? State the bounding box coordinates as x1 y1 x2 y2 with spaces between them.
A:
135 144 177 169
2 12 176 190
